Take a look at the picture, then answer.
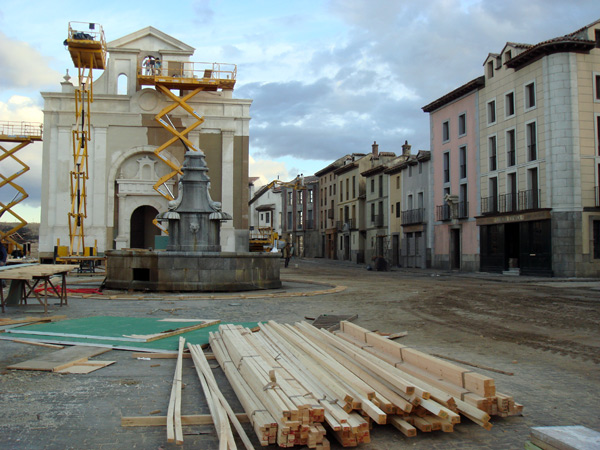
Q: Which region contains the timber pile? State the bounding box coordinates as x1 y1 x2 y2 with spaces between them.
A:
210 320 522 448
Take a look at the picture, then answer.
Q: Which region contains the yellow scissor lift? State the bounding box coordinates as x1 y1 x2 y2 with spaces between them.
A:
63 21 106 256
137 60 236 233
0 121 43 253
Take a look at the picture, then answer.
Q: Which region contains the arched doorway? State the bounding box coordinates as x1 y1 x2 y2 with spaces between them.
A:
130 205 160 249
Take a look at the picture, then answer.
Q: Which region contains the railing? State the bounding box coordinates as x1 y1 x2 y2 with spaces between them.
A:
519 189 540 210
436 204 451 221
482 189 541 215
481 195 499 215
138 60 237 82
372 214 384 227
0 121 43 138
68 22 106 46
436 203 468 221
499 193 518 213
401 208 424 225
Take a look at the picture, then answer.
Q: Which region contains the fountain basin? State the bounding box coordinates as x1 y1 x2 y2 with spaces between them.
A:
105 250 282 291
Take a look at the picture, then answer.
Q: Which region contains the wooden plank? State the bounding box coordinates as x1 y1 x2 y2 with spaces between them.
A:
10 339 64 349
55 360 115 374
7 346 111 371
124 320 220 342
388 416 417 437
530 426 600 450
131 352 194 359
121 413 250 427
0 315 67 326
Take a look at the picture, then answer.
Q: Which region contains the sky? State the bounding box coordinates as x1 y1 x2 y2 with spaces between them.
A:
1 0 599 223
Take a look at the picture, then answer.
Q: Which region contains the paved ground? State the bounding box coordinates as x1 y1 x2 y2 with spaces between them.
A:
1 258 599 449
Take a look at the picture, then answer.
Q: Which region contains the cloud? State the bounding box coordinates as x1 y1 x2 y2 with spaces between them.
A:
249 155 291 188
0 32 62 89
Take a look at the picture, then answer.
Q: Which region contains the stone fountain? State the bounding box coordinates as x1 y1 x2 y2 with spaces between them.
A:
105 151 281 291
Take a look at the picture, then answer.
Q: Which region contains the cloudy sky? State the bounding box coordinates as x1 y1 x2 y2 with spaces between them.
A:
1 0 599 223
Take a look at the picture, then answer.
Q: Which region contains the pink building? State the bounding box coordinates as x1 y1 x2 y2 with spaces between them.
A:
423 77 484 271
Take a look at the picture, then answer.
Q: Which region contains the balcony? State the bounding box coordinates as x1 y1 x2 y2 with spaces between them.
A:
371 214 384 227
401 208 424 225
482 189 541 215
436 202 468 221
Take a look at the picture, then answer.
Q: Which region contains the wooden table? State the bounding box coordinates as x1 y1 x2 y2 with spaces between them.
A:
56 256 106 273
0 264 79 313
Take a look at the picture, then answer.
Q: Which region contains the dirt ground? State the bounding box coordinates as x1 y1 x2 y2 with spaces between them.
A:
1 258 599 449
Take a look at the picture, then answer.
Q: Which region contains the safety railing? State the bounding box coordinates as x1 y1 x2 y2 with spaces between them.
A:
0 121 43 138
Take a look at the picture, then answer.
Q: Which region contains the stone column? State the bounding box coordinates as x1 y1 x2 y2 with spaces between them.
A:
114 192 129 250
220 130 235 251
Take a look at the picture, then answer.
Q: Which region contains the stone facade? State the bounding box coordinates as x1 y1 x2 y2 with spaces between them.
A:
39 27 251 259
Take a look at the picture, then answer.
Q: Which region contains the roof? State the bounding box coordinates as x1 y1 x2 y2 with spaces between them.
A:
422 76 485 112
506 20 599 70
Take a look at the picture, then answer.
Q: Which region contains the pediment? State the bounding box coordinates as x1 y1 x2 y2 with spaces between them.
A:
107 26 194 54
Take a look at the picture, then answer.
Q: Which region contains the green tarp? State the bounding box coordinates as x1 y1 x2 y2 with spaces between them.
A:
1 316 259 352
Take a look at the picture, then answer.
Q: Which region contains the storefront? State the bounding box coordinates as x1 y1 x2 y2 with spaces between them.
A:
477 210 552 276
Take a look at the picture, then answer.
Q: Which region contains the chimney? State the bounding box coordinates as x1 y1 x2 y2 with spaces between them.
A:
372 141 379 158
402 140 411 156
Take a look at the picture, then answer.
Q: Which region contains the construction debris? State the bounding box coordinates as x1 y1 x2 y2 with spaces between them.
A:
209 320 522 448
7 345 112 373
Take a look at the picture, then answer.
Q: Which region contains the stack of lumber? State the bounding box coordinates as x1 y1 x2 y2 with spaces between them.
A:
210 320 522 448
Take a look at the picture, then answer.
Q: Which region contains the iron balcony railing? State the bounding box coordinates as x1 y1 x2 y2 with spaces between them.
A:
435 202 468 221
372 214 384 227
401 208 424 225
482 189 541 215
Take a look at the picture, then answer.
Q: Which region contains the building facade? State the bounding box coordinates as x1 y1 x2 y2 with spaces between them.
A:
39 27 251 259
477 21 600 276
282 177 320 257
423 77 484 271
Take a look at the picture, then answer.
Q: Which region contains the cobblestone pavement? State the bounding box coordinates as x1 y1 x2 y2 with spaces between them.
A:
0 258 599 449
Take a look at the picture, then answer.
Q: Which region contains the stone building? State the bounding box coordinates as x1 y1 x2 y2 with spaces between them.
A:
38 26 251 260
281 176 320 257
423 77 484 272
477 20 600 276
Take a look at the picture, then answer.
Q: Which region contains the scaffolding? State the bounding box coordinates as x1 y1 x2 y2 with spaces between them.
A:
0 121 43 252
63 22 106 255
137 59 236 232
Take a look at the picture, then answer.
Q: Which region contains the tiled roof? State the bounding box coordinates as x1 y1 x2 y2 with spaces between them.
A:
422 76 485 112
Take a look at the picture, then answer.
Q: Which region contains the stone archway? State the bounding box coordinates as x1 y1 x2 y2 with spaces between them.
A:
130 205 160 249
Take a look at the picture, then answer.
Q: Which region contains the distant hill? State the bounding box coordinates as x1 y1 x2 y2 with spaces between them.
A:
0 222 40 242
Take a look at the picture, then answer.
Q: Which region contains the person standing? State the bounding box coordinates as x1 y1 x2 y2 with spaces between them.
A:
282 242 291 268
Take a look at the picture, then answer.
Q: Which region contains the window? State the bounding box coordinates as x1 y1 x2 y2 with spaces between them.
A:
346 178 349 200
597 116 600 156
288 192 293 205
595 74 600 101
298 190 303 204
507 172 517 211
407 194 413 210
459 146 467 179
287 211 292 230
458 113 466 136
489 136 497 171
419 163 422 174
378 175 383 197
506 129 516 166
527 122 537 161
117 74 128 95
527 167 539 209
370 179 375 193
504 50 512 63
352 176 356 198
396 175 400 189
505 92 515 117
487 100 496 125
408 165 413 177
459 184 468 218
396 201 400 218
442 121 450 142
370 203 375 222
487 60 494 79
260 213 263 221
525 82 536 109
265 212 270 223
489 177 498 212
297 210 303 228
309 190 313 203
593 221 600 259
443 152 450 183
333 184 336 195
